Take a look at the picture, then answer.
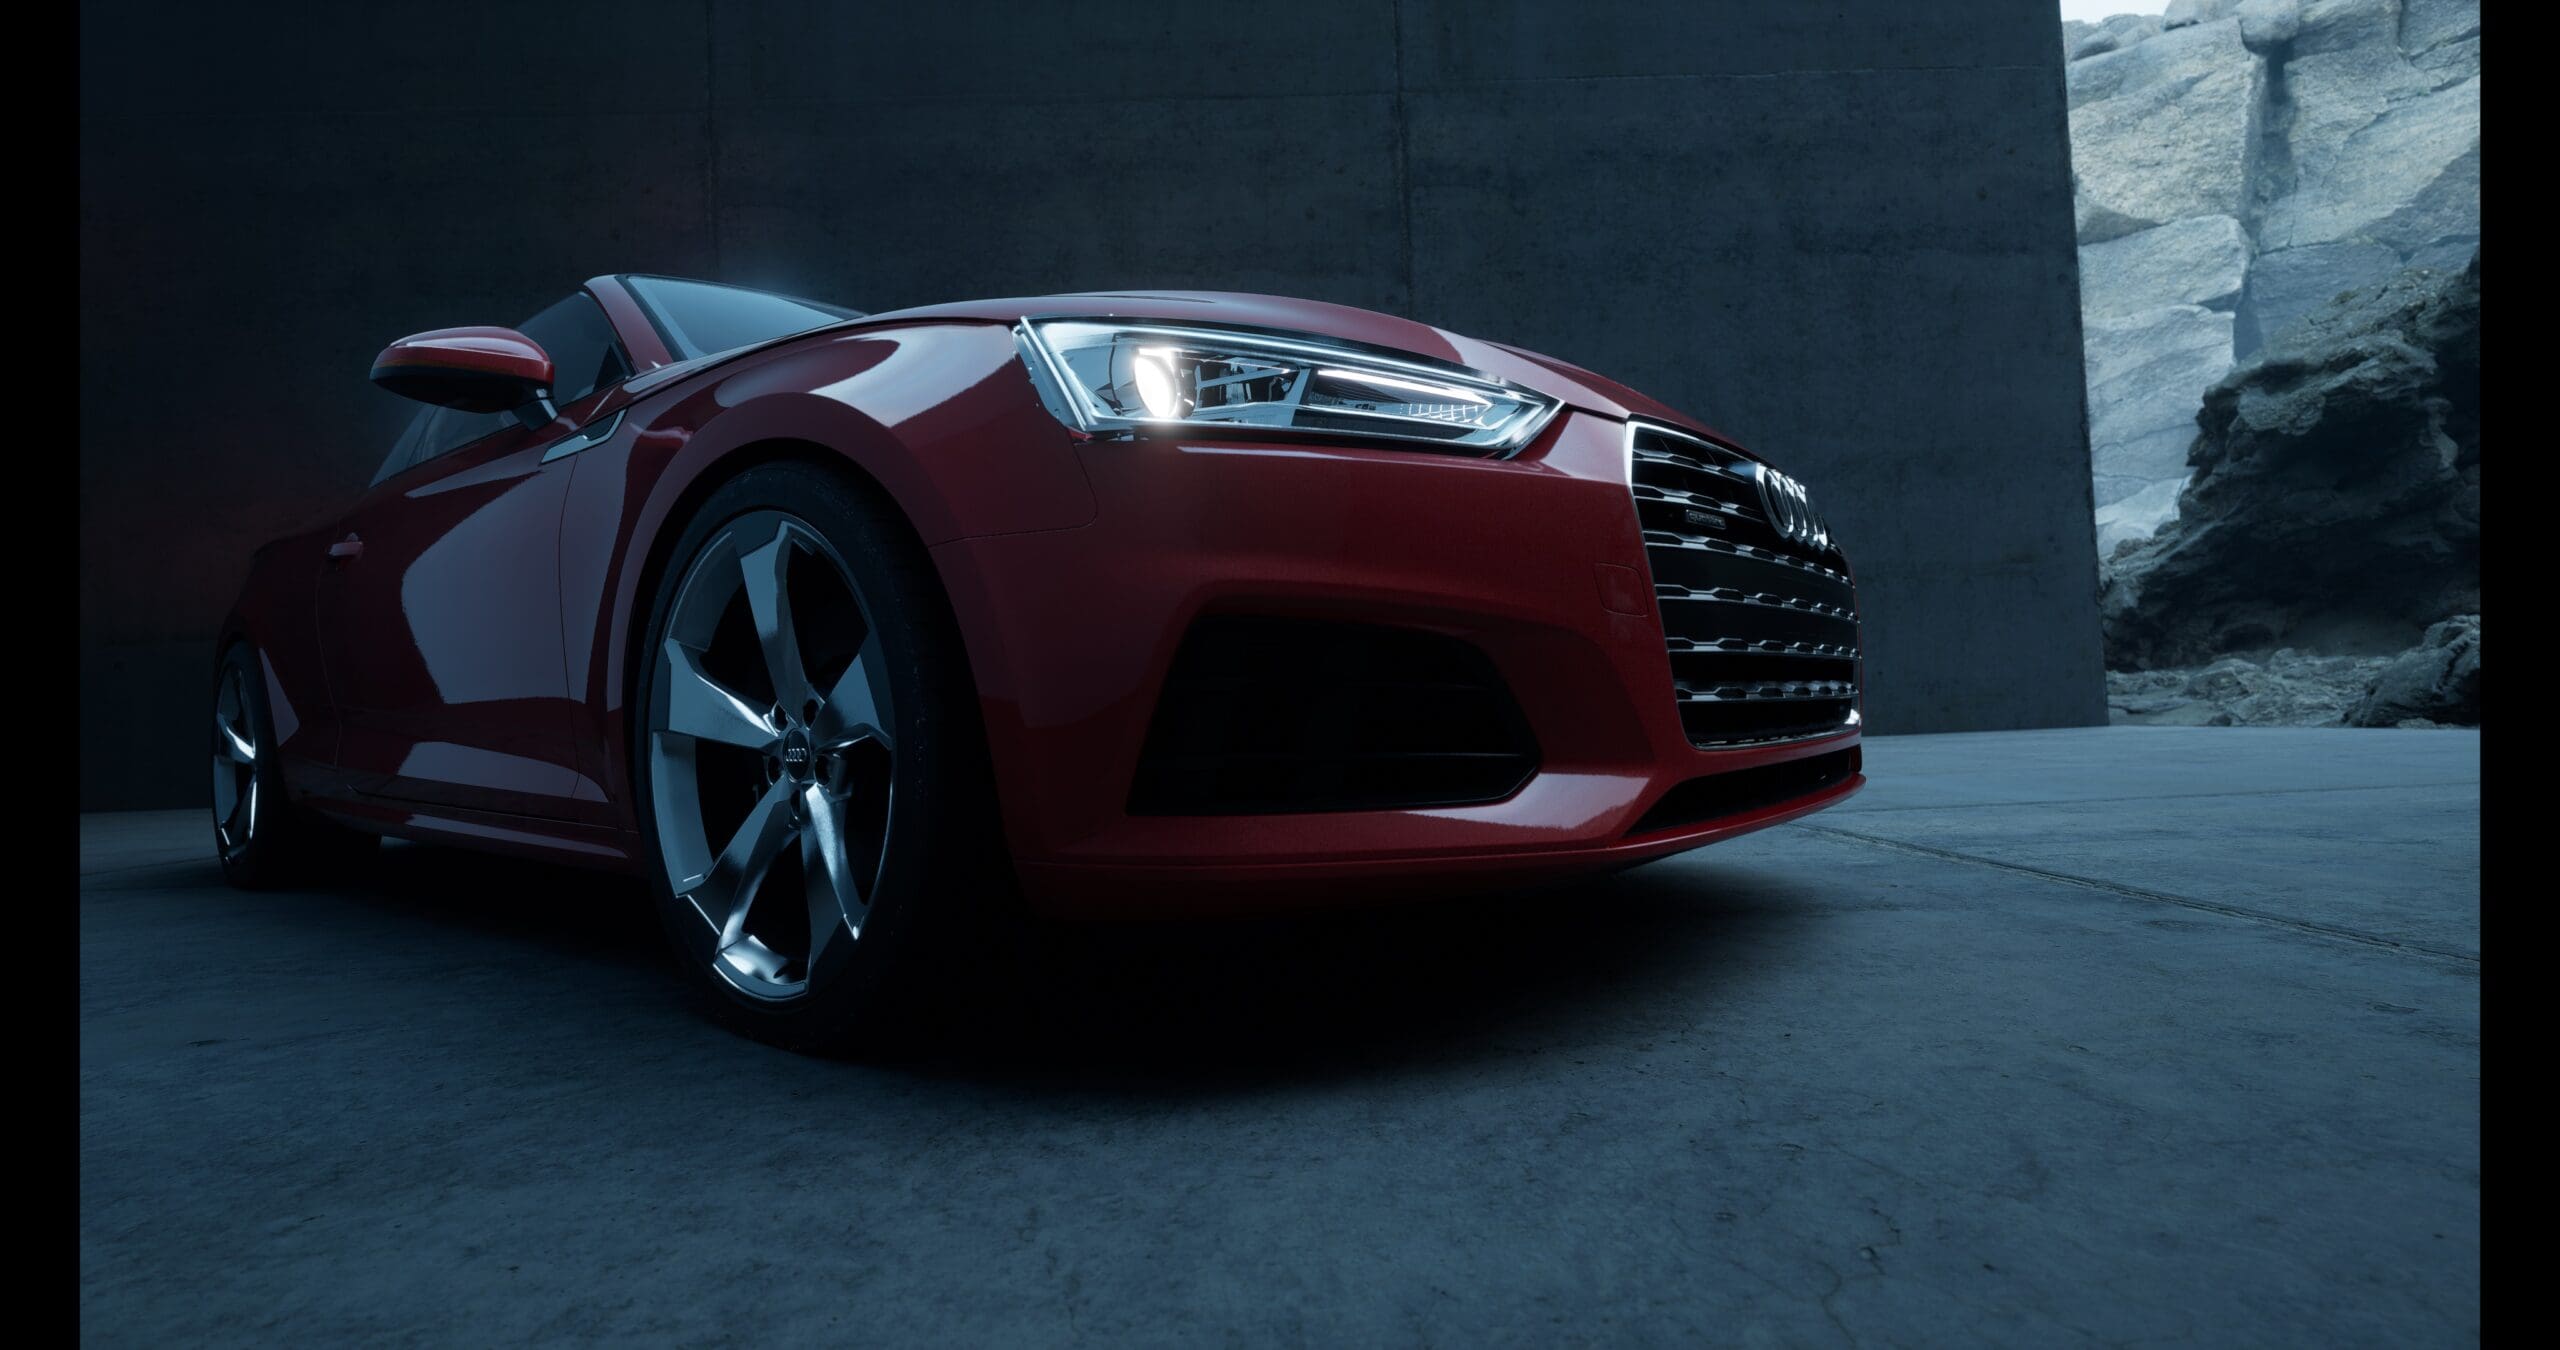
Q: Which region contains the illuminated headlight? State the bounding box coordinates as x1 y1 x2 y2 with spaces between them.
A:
1018 319 1559 453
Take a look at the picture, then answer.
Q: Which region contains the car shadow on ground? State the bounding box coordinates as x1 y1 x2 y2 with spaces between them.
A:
883 865 1825 1096
117 836 1828 1097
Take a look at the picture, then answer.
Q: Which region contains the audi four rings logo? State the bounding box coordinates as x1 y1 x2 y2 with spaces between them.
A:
1753 464 1826 547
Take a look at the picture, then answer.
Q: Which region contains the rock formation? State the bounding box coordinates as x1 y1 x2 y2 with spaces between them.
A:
2099 251 2476 672
2064 0 2479 556
2105 615 2479 728
2107 649 2396 726
2344 613 2479 726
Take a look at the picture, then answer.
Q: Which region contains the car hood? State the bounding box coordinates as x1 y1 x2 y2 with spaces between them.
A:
856 290 1746 453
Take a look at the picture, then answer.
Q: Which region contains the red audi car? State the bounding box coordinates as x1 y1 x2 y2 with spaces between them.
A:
214 275 1864 1048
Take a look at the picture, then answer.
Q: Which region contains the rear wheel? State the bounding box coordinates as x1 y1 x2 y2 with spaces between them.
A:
211 642 377 888
634 462 1007 1053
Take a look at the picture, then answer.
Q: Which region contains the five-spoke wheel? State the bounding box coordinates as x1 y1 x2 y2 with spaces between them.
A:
648 510 899 1002
637 462 1005 1051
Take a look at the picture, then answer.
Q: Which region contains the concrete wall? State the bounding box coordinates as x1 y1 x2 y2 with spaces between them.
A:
79 0 2104 811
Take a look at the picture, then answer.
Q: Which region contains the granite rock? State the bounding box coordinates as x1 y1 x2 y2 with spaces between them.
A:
2100 253 2479 667
2068 20 2261 240
2084 304 2236 508
2345 613 2479 726
2106 648 2396 726
2079 214 2251 319
2070 0 2477 568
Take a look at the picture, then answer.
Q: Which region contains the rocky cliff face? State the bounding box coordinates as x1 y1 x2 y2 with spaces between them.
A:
2064 0 2479 556
2100 250 2476 669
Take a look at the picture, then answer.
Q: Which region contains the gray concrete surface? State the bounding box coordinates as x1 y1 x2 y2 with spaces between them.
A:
80 728 2477 1345
79 0 2102 810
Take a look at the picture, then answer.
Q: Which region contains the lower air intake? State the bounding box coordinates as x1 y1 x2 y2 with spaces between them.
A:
1128 616 1540 816
1624 746 1862 837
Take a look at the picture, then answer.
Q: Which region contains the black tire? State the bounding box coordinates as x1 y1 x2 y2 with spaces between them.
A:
211 641 379 888
632 460 1012 1055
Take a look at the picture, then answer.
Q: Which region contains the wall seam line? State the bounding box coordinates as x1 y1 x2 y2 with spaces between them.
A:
1391 0 1416 318
704 0 722 273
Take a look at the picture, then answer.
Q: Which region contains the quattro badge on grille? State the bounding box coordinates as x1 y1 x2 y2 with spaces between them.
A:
1681 506 1728 532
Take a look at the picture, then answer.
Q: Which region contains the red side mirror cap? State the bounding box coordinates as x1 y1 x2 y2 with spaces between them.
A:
370 326 556 414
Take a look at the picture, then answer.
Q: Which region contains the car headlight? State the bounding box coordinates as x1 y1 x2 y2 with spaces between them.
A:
1017 319 1559 454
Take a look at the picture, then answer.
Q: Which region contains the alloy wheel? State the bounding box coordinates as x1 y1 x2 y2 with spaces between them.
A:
211 664 259 857
649 512 897 1001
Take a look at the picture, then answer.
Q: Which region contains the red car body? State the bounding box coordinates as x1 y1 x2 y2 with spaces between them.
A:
224 277 1863 916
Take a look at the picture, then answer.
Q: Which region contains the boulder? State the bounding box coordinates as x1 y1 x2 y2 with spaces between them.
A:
2234 0 2302 51
2238 239 2402 353
2084 304 2235 507
2068 19 2260 239
2062 19 2092 61
2345 614 2479 725
2263 72 2479 257
2079 215 2250 319
2164 0 2240 29
2278 24 2440 179
2100 253 2478 667
2071 13 2167 61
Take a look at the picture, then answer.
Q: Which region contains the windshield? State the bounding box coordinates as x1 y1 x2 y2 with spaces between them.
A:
622 275 865 360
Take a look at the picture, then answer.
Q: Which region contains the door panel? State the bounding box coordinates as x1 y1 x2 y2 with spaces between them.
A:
316 426 585 817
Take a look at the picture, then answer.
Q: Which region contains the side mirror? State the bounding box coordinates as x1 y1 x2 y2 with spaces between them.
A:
370 326 557 430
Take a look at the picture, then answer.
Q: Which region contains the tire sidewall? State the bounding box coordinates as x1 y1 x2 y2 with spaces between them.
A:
212 645 262 876
212 642 276 884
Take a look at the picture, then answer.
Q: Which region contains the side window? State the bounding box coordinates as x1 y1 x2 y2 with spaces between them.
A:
372 406 430 486
372 404 512 485
624 276 862 360
517 291 631 406
417 405 514 462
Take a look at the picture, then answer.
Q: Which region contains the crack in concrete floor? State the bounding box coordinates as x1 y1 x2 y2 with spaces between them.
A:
1793 823 2480 966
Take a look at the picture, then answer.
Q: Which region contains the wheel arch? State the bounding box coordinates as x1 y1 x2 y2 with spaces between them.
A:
590 322 1092 831
613 437 932 795
606 434 1031 855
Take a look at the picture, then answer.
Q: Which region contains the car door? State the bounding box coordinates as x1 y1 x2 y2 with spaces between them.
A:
314 291 632 819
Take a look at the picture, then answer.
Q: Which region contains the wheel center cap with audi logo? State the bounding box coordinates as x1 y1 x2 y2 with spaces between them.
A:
780 727 815 780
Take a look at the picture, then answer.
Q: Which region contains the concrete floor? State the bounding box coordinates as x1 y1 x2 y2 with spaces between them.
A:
79 728 2479 1346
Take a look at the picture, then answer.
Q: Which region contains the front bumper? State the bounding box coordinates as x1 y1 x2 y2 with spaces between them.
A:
928 408 1863 916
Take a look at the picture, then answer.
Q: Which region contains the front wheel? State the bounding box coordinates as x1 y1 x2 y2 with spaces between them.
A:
634 462 1008 1053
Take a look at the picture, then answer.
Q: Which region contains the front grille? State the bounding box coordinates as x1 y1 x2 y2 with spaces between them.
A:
1127 616 1539 815
1627 423 1861 747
